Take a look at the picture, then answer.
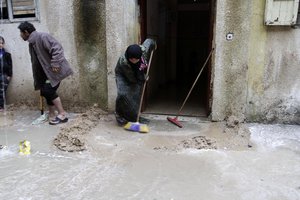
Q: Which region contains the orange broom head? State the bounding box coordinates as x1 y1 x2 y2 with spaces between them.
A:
167 116 183 128
124 122 149 133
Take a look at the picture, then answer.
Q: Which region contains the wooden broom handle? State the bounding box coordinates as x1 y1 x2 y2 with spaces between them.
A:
39 95 44 115
137 50 154 121
176 48 214 116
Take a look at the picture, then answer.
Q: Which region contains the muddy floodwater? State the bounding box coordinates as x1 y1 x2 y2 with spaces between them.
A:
0 110 300 200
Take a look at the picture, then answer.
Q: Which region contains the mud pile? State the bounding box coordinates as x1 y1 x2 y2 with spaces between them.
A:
221 115 252 149
53 106 107 152
177 136 217 150
153 116 252 152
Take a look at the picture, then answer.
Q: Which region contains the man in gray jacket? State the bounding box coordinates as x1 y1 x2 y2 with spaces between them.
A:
18 21 73 125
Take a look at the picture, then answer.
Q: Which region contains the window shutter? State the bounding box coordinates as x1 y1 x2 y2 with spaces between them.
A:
264 0 300 25
12 0 36 18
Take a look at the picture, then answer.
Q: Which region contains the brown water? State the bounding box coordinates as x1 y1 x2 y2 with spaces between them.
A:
0 111 300 200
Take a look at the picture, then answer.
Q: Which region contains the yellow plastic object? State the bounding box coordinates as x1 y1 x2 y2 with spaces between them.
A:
19 140 31 155
139 124 149 133
123 122 149 133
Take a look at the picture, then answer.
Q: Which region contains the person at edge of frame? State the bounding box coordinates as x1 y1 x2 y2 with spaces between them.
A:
0 36 13 112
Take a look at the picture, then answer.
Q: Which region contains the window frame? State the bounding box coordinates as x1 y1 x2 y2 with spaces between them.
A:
0 0 40 23
292 4 300 28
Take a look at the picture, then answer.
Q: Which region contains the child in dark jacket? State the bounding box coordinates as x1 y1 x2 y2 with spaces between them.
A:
0 36 13 111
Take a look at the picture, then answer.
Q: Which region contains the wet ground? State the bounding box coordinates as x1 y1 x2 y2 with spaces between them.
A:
0 109 300 200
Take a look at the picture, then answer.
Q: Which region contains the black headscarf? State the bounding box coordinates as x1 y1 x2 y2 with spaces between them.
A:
125 44 142 60
125 44 145 83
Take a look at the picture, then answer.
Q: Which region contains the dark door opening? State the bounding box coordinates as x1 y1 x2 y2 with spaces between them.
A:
139 0 214 117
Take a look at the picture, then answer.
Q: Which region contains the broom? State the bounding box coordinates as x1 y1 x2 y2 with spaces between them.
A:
167 48 214 128
124 50 154 133
31 95 48 125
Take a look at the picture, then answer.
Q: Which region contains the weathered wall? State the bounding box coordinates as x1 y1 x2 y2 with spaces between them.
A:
212 0 252 121
258 28 300 124
73 0 107 108
247 0 300 124
212 0 300 124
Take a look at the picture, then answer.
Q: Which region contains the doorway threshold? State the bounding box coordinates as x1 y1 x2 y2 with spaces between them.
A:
141 113 211 123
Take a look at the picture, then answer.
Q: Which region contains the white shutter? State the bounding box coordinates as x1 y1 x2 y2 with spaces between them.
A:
265 0 300 25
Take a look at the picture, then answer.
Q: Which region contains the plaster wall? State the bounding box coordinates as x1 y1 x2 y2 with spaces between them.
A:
73 0 107 108
212 0 300 124
247 16 300 123
212 0 252 121
258 28 300 124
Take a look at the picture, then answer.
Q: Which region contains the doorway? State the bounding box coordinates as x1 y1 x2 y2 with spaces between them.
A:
139 0 214 117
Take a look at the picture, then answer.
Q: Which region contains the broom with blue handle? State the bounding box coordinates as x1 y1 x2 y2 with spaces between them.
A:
124 50 154 133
